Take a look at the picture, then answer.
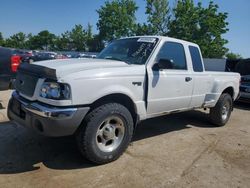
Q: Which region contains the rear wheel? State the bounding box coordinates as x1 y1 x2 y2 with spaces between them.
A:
76 103 134 164
209 93 233 126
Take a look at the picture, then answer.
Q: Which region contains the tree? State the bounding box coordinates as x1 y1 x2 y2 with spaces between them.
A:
28 30 56 50
168 0 198 41
87 34 104 52
55 24 94 51
86 23 93 41
85 24 104 52
86 23 94 51
0 32 4 46
168 0 229 58
97 0 138 41
55 31 71 51
145 0 170 35
4 32 27 49
226 52 242 59
69 24 88 51
25 33 34 49
135 23 152 35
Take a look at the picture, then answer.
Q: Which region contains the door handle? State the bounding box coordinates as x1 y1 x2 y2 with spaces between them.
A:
185 77 192 82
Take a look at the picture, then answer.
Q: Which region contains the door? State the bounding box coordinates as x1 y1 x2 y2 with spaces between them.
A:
146 41 194 115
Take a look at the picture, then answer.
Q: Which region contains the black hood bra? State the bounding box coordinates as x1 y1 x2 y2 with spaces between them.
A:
18 63 57 81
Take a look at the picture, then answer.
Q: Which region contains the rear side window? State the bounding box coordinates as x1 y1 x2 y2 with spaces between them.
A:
189 46 203 72
157 42 187 70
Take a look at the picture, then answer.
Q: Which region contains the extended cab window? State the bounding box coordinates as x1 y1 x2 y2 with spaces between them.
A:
189 46 204 72
157 42 187 70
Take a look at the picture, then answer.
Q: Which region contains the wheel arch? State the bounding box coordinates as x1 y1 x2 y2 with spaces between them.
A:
89 93 139 126
222 87 234 99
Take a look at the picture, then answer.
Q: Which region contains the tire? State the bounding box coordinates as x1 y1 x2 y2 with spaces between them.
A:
76 103 134 164
209 93 233 126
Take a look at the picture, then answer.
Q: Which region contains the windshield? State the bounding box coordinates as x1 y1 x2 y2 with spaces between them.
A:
97 37 158 65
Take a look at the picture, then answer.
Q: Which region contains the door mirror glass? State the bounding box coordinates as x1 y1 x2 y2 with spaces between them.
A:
153 58 174 70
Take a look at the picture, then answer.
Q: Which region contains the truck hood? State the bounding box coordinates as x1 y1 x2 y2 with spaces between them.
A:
33 58 131 79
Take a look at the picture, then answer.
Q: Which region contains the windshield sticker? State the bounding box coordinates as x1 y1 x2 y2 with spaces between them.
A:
131 43 153 59
132 43 146 57
137 37 156 43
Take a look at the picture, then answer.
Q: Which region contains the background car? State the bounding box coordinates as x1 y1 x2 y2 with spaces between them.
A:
234 59 250 102
240 75 250 101
0 47 23 90
72 52 98 59
0 47 98 91
25 51 57 63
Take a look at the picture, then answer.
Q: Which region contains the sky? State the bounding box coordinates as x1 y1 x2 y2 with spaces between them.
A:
0 0 249 57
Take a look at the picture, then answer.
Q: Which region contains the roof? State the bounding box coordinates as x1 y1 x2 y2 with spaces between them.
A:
121 35 199 47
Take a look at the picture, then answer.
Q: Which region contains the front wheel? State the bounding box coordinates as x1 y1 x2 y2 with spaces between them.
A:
76 103 134 164
209 93 233 126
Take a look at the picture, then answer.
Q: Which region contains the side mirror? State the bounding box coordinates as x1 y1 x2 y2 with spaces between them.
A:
152 58 174 70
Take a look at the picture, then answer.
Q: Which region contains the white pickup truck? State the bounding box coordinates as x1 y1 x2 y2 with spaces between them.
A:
8 36 240 164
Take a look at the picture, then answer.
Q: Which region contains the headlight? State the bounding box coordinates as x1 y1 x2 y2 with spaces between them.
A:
40 82 71 100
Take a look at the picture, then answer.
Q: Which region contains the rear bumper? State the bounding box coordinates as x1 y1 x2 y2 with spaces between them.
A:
8 92 90 137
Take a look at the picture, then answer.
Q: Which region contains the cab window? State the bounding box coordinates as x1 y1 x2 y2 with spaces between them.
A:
156 42 187 70
189 46 204 72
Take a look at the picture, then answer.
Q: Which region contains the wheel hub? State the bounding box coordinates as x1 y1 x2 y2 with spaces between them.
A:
221 101 230 121
96 116 125 152
103 126 115 140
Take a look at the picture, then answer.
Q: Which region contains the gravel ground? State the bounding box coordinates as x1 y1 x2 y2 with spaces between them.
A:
0 90 250 188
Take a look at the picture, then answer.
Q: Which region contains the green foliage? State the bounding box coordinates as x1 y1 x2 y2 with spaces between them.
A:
97 0 138 41
145 0 170 35
55 24 100 52
226 52 242 59
0 32 4 46
0 0 231 55
4 32 28 49
168 0 229 58
68 24 88 51
85 23 104 52
87 34 104 52
135 23 152 35
55 31 71 51
28 30 56 50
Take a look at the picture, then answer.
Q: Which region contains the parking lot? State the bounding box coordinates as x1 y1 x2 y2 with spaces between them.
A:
0 90 250 188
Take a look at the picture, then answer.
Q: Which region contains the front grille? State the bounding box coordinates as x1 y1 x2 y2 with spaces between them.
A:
15 72 39 97
14 63 57 97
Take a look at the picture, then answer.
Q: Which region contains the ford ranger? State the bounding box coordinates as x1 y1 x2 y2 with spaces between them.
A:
8 36 240 164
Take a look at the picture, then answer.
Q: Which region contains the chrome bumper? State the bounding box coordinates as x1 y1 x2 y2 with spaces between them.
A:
8 91 90 137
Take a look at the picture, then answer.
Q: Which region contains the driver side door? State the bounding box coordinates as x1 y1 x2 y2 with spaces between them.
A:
146 41 194 116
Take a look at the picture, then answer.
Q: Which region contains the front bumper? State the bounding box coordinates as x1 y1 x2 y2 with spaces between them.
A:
8 92 90 137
